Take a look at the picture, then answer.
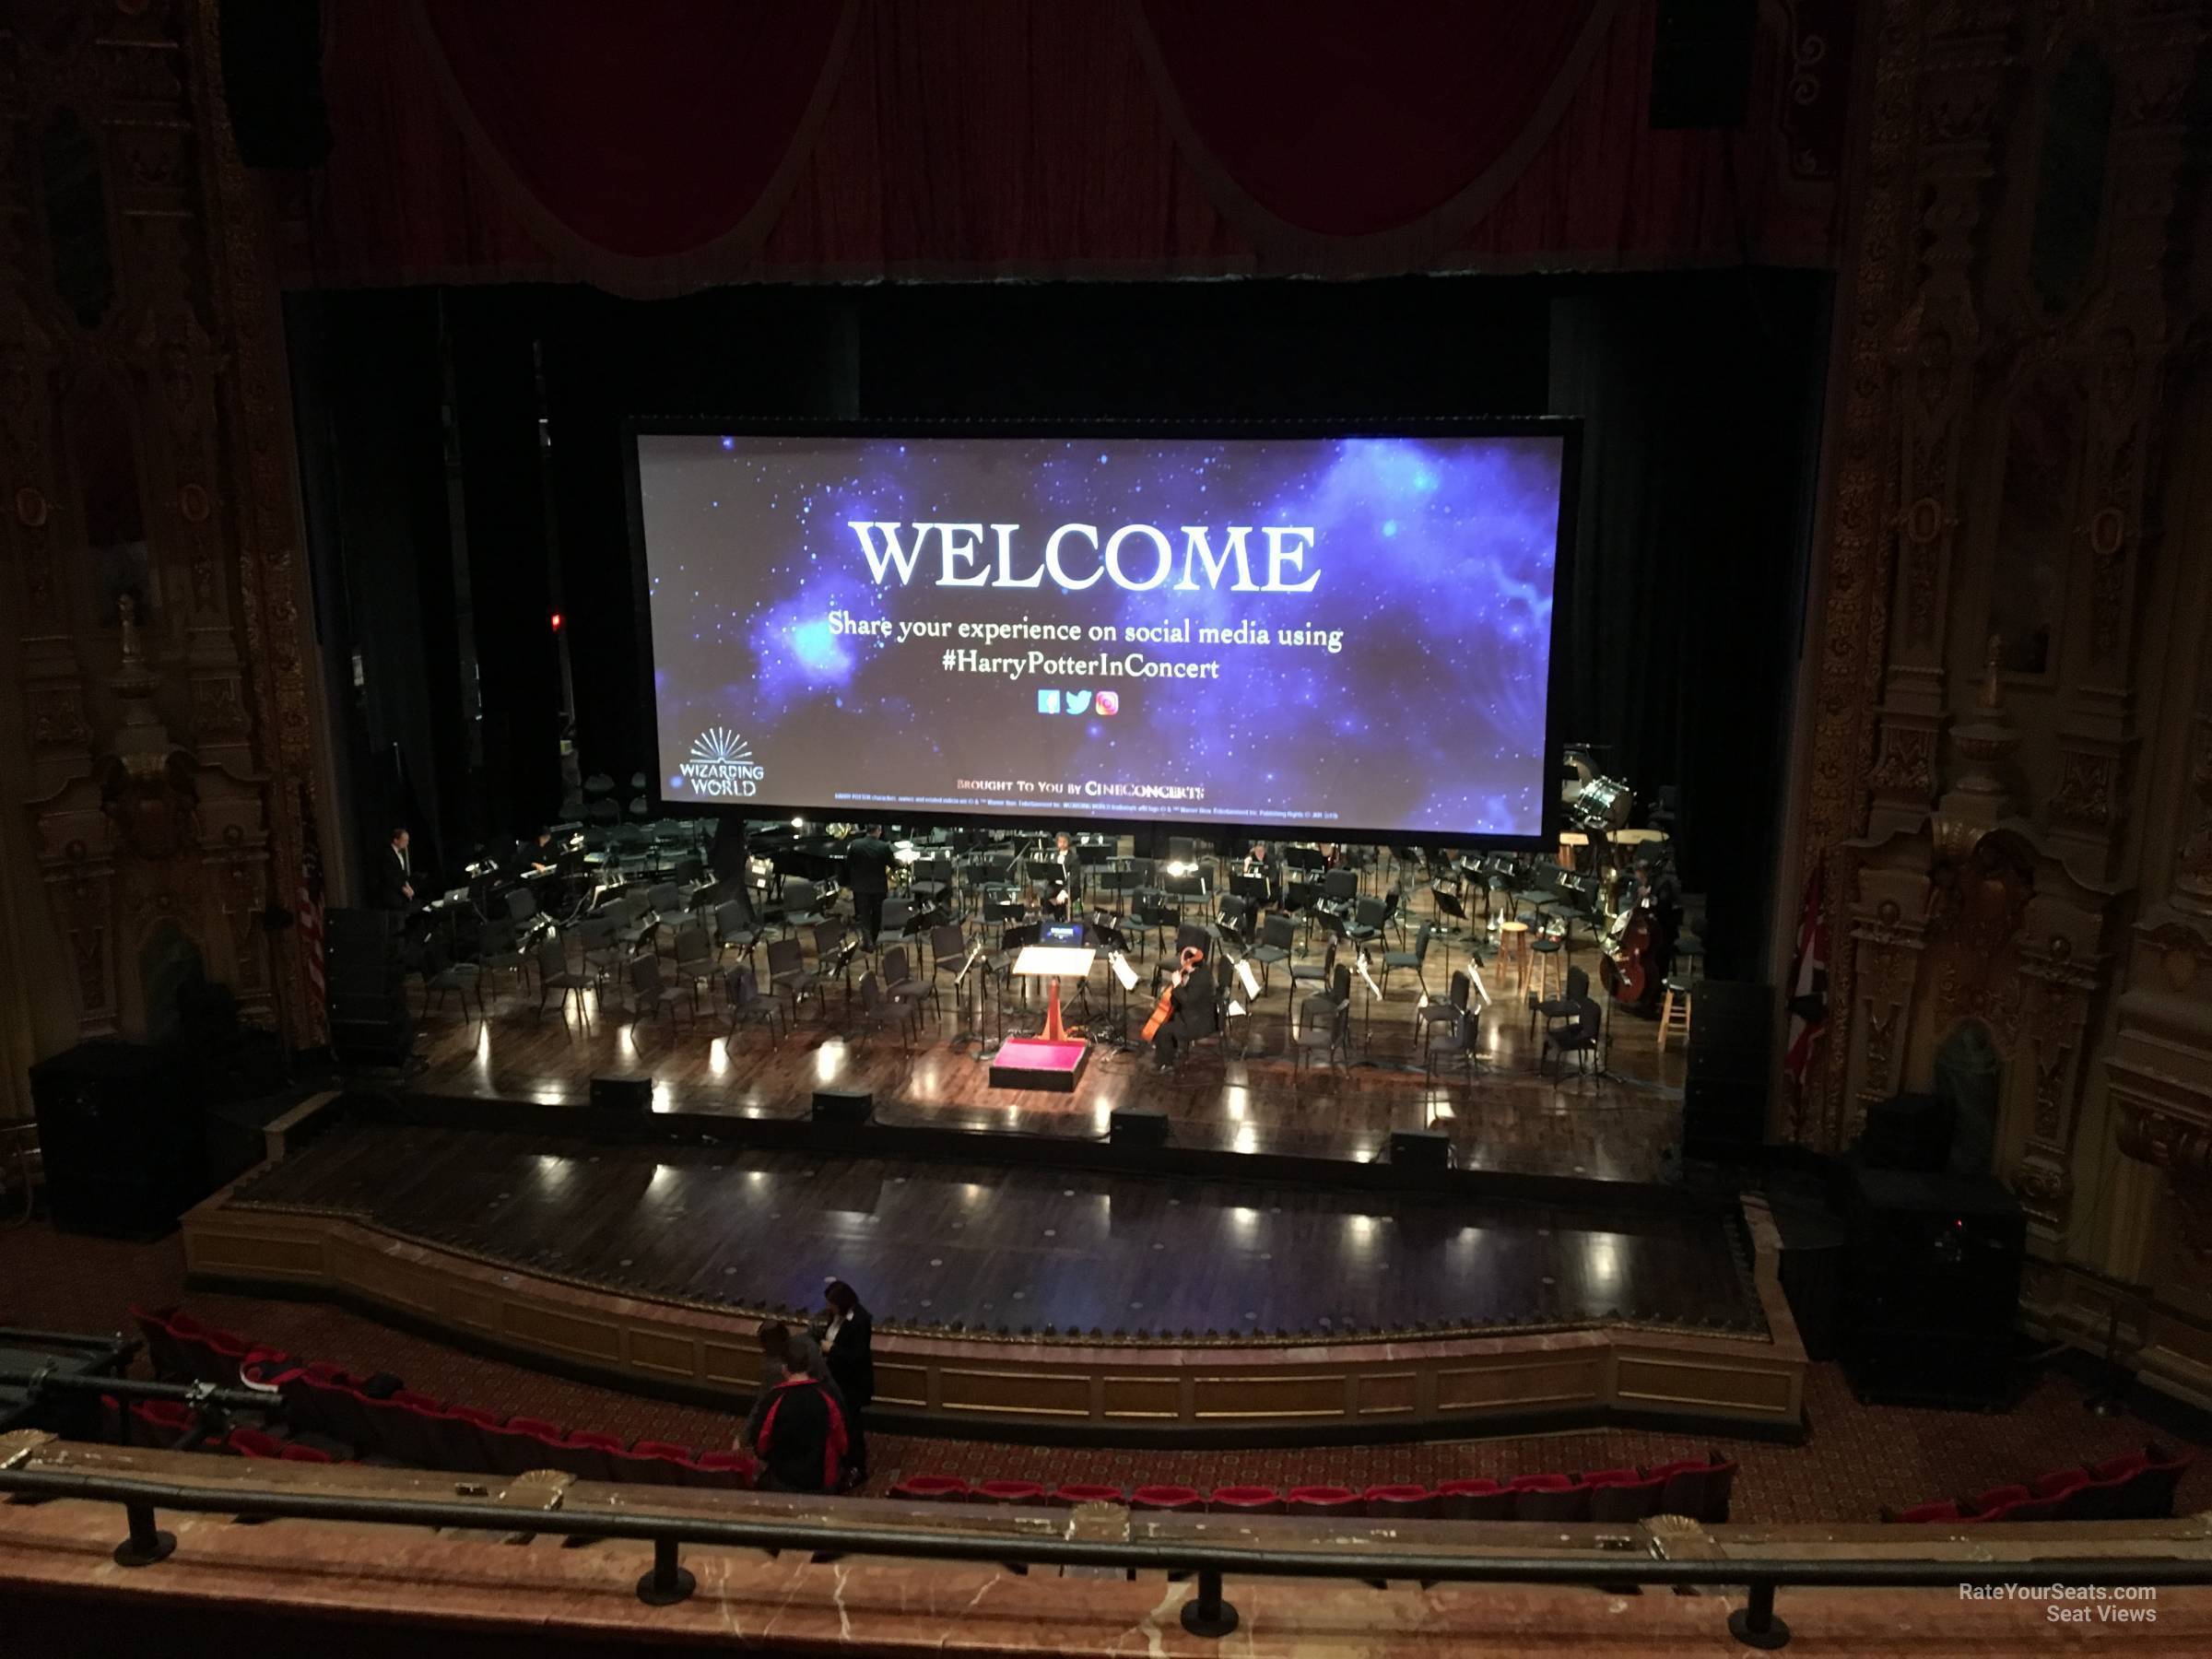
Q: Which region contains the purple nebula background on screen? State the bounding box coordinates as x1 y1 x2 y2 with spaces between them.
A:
637 432 1563 835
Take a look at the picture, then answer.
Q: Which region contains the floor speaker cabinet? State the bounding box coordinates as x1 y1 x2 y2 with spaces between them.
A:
812 1088 874 1126
1388 1129 1453 1171
1110 1106 1170 1149
325 908 413 1067
29 1041 209 1239
589 1076 655 1112
1681 981 1773 1157
1839 1163 2026 1407
1857 1091 1956 1172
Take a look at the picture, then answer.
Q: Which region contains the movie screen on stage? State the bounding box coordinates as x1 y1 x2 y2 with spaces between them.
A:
629 422 1574 842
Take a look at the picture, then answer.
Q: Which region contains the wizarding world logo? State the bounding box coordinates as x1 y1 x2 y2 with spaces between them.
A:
675 726 766 798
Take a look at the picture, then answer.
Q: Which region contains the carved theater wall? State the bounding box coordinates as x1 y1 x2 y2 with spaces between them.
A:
0 0 328 1119
1790 0 2212 1402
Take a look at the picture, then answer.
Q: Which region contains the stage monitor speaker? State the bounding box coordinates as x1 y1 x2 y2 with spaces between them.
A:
1681 981 1772 1156
219 0 334 169
590 1076 654 1112
1858 1091 1955 1172
1388 1129 1453 1171
29 1040 210 1239
1839 1164 2025 1406
1650 0 1757 129
324 907 412 1068
1110 1106 1170 1149
812 1088 874 1126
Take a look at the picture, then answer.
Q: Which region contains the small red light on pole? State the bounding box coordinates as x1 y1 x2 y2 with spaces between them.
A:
550 611 564 632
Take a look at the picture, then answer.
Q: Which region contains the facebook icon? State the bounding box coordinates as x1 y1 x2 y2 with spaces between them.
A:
1036 688 1061 714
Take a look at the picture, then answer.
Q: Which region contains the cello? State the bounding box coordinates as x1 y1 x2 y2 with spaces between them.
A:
1141 947 1204 1041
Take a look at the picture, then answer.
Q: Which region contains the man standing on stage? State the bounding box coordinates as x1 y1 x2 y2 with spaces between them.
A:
376 826 417 911
844 824 893 947
1047 830 1082 922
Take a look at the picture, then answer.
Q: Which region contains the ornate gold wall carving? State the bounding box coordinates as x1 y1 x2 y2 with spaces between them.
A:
1 0 324 1056
1794 0 2212 1384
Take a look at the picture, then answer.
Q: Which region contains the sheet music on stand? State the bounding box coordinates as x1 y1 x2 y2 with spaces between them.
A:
1108 950 1140 992
1233 958 1262 1001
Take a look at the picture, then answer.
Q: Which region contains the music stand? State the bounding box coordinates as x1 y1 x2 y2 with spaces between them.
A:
1090 921 1139 1051
947 938 992 1053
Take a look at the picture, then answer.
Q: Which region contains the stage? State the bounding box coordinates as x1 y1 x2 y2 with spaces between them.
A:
403 925 1688 1185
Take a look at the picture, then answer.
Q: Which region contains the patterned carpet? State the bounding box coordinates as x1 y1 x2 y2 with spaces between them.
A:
3 1218 2203 1523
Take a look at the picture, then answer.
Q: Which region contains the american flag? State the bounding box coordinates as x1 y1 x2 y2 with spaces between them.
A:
298 782 329 1042
1783 860 1828 1089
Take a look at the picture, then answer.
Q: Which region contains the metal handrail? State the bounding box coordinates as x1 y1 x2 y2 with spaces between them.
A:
2 1462 2207 1648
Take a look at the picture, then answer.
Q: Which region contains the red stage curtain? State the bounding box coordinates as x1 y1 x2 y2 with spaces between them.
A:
416 0 850 260
1131 0 1602 240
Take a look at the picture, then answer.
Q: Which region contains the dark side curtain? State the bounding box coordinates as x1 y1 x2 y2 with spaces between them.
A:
1548 275 1830 980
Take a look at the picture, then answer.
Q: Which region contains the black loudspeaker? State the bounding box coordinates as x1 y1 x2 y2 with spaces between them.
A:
1858 1091 1955 1172
1681 981 1772 1155
325 908 412 1068
1388 1129 1453 1171
1651 0 1757 129
29 1041 209 1239
1839 1164 2025 1406
812 1088 873 1126
1110 1106 1170 1149
219 0 334 168
590 1076 654 1112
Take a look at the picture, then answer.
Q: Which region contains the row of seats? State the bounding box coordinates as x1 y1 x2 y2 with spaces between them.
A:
132 1306 757 1490
113 1397 333 1464
1884 1443 2194 1524
890 1454 1737 1524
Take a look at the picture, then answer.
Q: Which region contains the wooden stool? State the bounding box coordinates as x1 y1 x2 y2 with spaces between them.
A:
1496 921 1530 989
1527 934 1564 1003
1657 975 1693 1052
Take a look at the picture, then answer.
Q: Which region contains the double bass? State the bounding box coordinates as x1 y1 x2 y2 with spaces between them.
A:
1600 875 1660 1009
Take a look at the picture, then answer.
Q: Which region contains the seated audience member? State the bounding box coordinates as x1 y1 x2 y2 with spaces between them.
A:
750 1350 849 1494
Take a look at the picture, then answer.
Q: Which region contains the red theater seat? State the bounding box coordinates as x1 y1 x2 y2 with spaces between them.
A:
1286 1486 1362 1517
507 1416 563 1440
478 1418 570 1477
1887 1500 1969 1524
556 1430 625 1481
229 1427 284 1459
632 1439 693 1462
2122 1445 2195 1519
128 1399 194 1449
284 1374 371 1448
1433 1477 1513 1520
1209 1486 1285 1515
1655 1454 1737 1523
279 1443 334 1464
1363 1485 1436 1520
1587 1474 1667 1522
2028 1466 2088 1500
1051 1483 1127 1507
1130 1484 1206 1512
889 1475 971 1502
975 1479 1050 1505
606 1442 690 1484
2090 1448 2151 1484
1510 1474 1590 1523
357 1394 440 1466
685 1450 758 1489
130 1306 186 1379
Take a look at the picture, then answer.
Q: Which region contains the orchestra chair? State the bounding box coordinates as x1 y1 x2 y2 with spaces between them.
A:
1378 920 1434 998
877 894 915 948
779 877 830 936
1288 938 1335 1006
624 953 686 1031
850 971 917 1053
1417 969 1470 1061
879 944 936 1020
418 939 486 1024
1657 975 1694 1052
1423 1006 1481 1088
712 898 762 974
1247 912 1296 991
476 921 531 999
671 923 720 1015
723 967 785 1047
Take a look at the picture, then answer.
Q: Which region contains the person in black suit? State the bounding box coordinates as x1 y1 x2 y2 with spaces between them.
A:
844 826 893 947
375 827 418 912
748 1350 850 1494
818 1278 875 1487
1150 945 1217 1071
1045 830 1082 922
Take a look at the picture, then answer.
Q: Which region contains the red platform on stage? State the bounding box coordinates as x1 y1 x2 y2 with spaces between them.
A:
988 1036 1089 1093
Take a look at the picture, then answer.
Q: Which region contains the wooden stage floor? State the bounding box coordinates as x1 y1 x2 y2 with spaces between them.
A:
408 934 1688 1185
228 1118 1760 1343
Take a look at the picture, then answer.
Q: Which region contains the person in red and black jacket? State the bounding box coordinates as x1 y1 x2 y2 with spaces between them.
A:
750 1349 850 1494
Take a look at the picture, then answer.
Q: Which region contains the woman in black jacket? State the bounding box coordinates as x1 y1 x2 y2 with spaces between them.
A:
818 1279 874 1486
